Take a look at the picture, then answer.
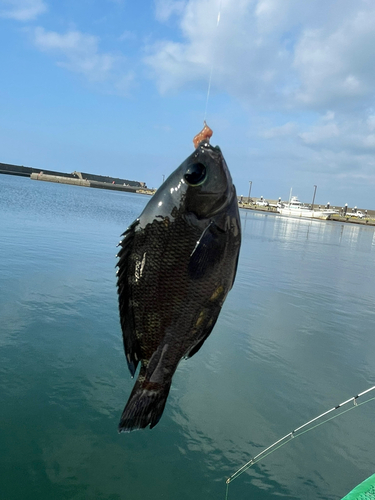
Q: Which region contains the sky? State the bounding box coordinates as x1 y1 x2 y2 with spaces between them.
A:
1 0 375 208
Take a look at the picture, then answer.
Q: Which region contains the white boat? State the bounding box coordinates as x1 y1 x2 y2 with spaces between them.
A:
277 196 337 220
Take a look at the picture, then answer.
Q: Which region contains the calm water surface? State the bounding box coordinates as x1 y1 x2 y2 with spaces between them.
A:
1 175 374 500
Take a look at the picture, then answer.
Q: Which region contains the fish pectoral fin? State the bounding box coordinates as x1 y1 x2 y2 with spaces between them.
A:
185 334 209 359
188 222 226 279
116 218 142 377
185 305 221 359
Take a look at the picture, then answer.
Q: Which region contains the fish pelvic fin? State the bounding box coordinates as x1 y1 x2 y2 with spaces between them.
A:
118 377 172 433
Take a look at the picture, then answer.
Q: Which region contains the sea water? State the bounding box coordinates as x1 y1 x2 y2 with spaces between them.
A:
1 174 374 500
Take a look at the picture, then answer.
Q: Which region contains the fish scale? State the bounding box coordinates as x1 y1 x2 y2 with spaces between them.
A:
128 215 218 356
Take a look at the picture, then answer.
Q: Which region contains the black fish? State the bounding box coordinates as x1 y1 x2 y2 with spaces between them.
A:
116 141 241 432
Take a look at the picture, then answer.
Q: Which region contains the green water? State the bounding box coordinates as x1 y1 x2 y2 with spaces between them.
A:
1 175 374 500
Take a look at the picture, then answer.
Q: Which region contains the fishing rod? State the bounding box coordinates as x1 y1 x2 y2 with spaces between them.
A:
225 385 375 499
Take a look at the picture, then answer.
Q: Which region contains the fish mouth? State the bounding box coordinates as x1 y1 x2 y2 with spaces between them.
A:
196 141 221 153
193 143 225 170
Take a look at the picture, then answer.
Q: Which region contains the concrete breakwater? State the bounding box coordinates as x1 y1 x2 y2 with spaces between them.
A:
1 161 147 192
31 172 90 187
30 172 141 193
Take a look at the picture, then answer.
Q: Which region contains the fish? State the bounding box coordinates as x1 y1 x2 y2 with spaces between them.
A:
116 139 241 432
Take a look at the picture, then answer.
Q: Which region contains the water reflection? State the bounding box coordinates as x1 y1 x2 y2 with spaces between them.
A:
1 177 375 500
240 210 375 255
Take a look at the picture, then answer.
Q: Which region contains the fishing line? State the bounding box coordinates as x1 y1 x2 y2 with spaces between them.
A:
224 385 375 500
204 0 223 123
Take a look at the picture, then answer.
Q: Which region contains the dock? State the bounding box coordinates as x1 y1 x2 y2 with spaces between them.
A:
238 201 375 226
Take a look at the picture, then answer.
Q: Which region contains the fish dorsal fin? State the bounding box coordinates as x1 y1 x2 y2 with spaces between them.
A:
116 219 142 377
188 221 226 280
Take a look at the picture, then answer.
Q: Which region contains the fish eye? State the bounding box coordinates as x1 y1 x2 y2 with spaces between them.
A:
184 163 206 186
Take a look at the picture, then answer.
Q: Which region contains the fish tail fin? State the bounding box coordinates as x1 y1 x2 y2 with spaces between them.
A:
118 377 171 433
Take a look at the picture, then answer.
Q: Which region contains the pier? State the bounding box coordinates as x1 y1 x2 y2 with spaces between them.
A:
0 161 153 194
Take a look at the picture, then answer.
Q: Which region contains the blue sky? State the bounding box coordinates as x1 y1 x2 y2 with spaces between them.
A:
1 0 375 208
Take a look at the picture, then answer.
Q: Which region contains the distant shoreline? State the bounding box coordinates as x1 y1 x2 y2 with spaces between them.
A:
2 166 374 225
0 161 154 195
239 202 375 226
29 172 155 195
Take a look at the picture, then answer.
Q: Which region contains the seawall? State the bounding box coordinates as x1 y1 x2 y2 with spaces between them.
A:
1 161 146 189
30 173 140 192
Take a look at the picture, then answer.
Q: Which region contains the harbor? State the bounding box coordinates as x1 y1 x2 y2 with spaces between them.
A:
238 196 375 226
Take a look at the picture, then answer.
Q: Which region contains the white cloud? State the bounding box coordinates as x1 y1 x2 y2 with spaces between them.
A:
296 109 375 154
298 110 339 145
363 134 375 149
155 0 186 22
322 111 335 122
366 114 375 131
32 27 134 94
293 8 375 107
262 122 296 139
299 122 339 145
144 0 375 114
255 0 294 34
118 30 136 42
0 0 46 20
33 28 114 81
145 0 283 96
